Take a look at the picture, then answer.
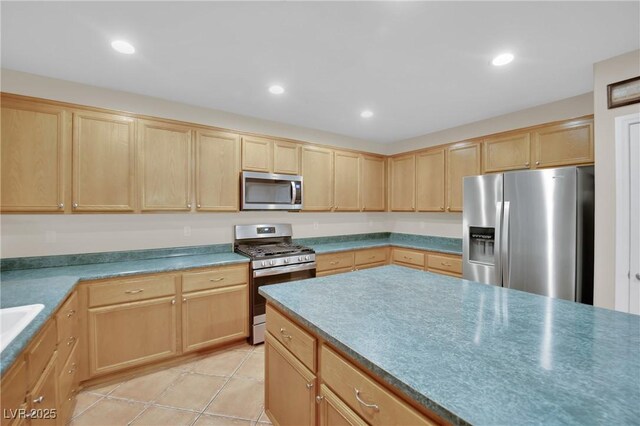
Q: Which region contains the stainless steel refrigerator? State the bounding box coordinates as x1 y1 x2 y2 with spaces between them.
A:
462 166 594 304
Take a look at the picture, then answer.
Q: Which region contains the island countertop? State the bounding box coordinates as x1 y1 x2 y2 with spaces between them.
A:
260 265 640 426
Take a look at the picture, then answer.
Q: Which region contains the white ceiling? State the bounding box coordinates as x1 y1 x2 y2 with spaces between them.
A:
1 2 638 143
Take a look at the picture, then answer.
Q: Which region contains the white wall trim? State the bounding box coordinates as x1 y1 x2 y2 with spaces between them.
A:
614 112 640 312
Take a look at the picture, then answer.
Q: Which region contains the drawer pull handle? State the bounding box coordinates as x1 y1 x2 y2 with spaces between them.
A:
368 256 376 259
306 382 314 390
316 395 324 403
279 328 292 340
209 277 225 282
441 262 452 267
67 336 76 346
33 396 44 404
403 256 410 260
68 366 77 374
354 388 379 411
66 309 76 318
329 261 340 265
125 289 144 294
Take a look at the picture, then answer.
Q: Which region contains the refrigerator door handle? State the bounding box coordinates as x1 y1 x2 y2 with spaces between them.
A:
495 202 503 286
502 201 511 288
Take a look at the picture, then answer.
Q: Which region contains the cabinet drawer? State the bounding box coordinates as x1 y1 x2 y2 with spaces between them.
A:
182 265 247 293
29 351 58 426
317 252 354 273
88 274 176 307
58 340 79 402
56 292 78 366
392 248 425 267
354 248 387 266
27 321 57 389
321 345 434 426
427 254 462 275
266 305 316 371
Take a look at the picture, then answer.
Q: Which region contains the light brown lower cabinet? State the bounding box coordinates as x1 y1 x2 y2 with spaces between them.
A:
391 247 463 277
264 305 439 426
182 284 248 353
88 296 178 376
29 352 59 426
265 332 316 426
319 384 367 426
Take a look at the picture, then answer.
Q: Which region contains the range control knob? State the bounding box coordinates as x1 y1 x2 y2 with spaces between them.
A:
298 256 303 261
270 260 275 266
261 261 267 267
284 258 290 264
305 255 311 261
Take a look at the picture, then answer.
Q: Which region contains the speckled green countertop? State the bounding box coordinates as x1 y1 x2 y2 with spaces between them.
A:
0 249 248 375
260 265 640 426
296 232 462 255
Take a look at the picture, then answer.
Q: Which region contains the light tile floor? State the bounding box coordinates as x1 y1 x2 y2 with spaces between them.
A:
71 342 271 426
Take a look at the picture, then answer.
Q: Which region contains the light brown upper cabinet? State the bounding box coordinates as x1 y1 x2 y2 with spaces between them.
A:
446 141 481 212
242 136 272 172
242 136 300 175
532 118 593 168
72 111 136 212
138 119 192 211
390 155 416 211
195 129 240 211
483 132 531 173
416 148 446 212
301 146 333 211
333 151 360 211
1 97 69 212
360 155 386 211
273 140 300 175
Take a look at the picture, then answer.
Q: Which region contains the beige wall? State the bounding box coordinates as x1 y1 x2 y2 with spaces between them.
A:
0 68 383 154
593 49 640 310
388 92 593 155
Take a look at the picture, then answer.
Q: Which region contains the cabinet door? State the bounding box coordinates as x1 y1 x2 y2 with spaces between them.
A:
265 333 316 426
301 146 333 211
483 132 531 173
29 352 58 426
88 296 178 376
138 120 192 211
334 151 360 211
273 140 300 175
182 284 248 353
360 156 385 211
242 136 272 172
532 119 593 168
195 129 240 211
72 111 136 211
446 142 480 212
319 384 367 426
1 99 68 212
390 155 415 211
416 149 445 212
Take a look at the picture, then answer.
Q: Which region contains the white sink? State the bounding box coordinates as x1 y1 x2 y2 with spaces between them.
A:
0 304 45 353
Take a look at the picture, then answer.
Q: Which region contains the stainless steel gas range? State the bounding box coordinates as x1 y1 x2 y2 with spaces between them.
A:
234 224 316 344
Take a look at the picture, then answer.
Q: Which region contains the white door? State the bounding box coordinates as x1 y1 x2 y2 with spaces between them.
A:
615 113 640 314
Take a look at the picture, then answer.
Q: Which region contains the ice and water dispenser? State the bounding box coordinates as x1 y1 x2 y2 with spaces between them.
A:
468 227 495 264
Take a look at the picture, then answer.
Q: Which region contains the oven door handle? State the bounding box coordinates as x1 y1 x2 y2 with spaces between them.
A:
253 262 316 278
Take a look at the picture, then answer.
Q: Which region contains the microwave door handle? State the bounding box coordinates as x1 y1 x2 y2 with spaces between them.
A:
291 181 296 205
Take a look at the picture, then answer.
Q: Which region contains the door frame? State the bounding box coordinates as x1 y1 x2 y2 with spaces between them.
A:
614 112 640 313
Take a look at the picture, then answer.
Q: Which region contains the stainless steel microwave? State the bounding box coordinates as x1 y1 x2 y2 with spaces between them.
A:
241 171 303 210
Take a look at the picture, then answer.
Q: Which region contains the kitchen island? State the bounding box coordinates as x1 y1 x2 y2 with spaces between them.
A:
260 265 640 425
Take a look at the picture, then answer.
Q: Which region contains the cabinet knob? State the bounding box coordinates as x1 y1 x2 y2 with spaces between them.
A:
187 203 192 208
33 396 44 404
446 206 450 211
183 298 187 302
58 203 64 209
67 309 76 318
316 395 324 403
72 203 78 209
440 206 444 211
306 382 314 389
171 299 176 305
197 204 201 208
535 161 540 165
525 162 530 167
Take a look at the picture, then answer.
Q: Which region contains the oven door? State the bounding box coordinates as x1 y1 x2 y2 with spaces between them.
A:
251 262 316 323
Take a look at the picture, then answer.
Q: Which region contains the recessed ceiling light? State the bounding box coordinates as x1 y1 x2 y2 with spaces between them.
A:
360 110 374 118
492 53 514 66
111 40 135 54
269 85 285 95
